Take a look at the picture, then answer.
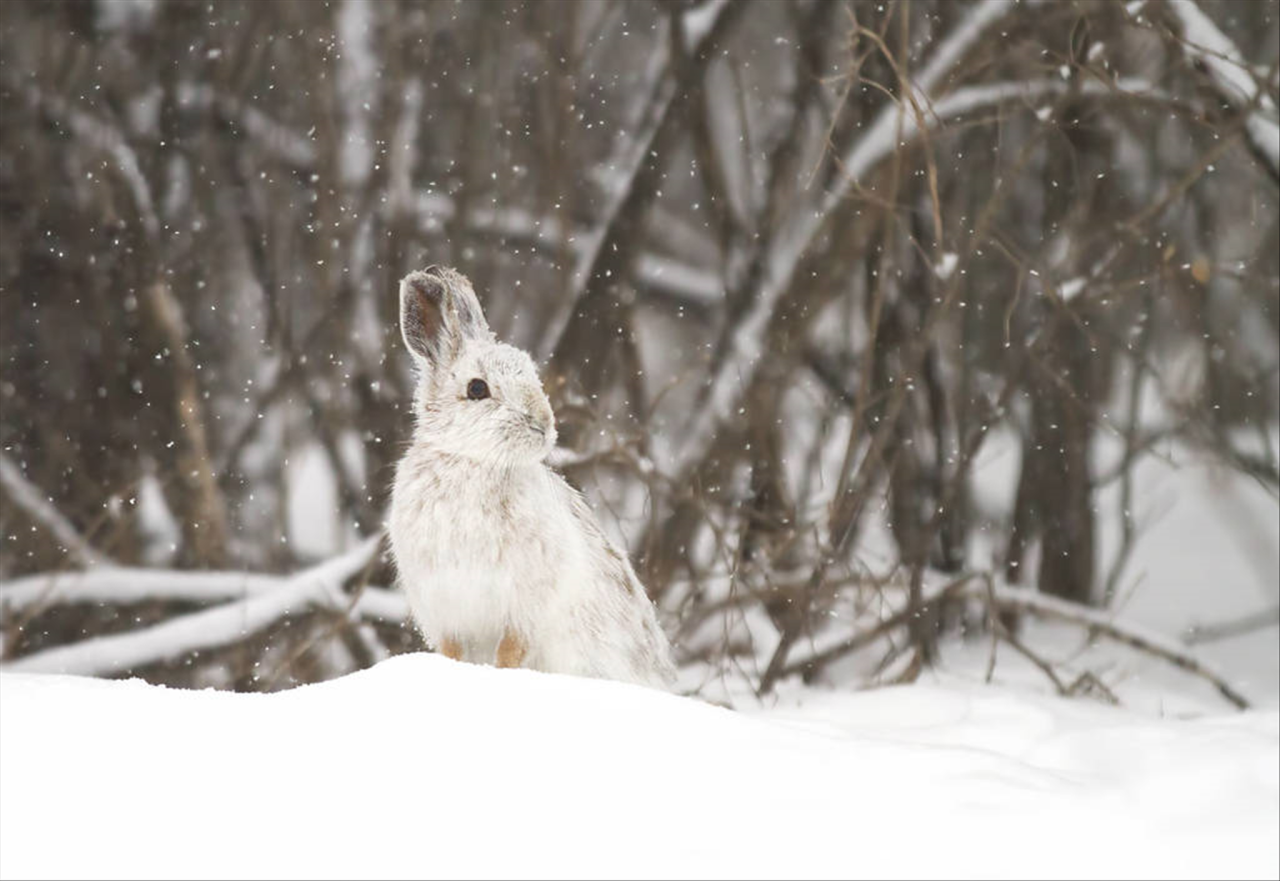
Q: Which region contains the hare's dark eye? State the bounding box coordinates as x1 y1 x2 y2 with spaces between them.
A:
466 378 490 400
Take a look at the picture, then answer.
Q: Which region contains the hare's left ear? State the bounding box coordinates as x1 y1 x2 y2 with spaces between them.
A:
399 266 490 370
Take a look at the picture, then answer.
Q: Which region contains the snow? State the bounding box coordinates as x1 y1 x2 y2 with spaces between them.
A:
1059 276 1086 301
935 251 959 280
681 0 729 52
1 653 1275 880
1 433 1274 881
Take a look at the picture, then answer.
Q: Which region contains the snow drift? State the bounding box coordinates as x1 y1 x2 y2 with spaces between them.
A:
1 654 1276 880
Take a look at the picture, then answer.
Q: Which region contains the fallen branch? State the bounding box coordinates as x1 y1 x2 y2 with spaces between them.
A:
972 582 1252 710
2 537 388 677
0 558 411 627
1 567 280 612
783 572 1253 710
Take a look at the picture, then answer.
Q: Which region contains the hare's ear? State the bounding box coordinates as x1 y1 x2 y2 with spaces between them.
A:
400 270 449 367
399 267 490 368
440 268 491 344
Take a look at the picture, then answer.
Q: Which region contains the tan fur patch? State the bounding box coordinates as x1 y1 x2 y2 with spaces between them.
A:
496 630 527 668
439 637 463 661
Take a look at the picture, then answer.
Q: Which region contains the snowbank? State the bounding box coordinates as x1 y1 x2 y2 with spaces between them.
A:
2 655 1276 880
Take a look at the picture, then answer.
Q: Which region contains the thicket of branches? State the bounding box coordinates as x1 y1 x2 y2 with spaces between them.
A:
1 0 1276 701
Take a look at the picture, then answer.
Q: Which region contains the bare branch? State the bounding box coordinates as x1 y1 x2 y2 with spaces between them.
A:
676 0 1021 468
0 454 110 568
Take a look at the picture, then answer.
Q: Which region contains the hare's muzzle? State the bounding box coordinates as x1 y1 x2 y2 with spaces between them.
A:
523 409 553 438
523 400 557 450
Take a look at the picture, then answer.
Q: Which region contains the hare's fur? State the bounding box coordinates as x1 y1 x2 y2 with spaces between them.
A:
389 267 675 689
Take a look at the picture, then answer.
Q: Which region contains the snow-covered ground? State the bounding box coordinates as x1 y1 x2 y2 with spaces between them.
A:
2 427 1276 878
1 653 1275 880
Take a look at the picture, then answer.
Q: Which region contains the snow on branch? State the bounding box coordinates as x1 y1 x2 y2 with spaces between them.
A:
0 454 109 568
350 585 411 624
1165 0 1279 177
3 537 388 677
0 567 279 612
682 0 731 52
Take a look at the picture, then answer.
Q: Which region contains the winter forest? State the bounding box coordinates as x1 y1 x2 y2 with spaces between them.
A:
1 0 1278 878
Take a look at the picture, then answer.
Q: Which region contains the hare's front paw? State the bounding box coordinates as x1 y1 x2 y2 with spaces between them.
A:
495 630 527 669
437 637 464 661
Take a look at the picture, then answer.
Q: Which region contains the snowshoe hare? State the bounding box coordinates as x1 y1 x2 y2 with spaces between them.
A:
389 266 676 689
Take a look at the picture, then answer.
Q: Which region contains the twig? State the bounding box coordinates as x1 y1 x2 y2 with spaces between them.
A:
995 618 1068 696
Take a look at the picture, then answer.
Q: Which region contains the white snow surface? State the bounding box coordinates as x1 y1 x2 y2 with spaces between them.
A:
2 653 1276 880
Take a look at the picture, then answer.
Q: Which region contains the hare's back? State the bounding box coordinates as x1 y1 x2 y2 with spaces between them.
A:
534 474 676 687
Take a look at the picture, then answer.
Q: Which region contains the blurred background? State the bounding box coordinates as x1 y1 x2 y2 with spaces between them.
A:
1 0 1276 704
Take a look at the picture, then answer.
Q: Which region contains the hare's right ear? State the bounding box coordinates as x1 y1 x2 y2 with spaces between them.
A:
400 267 491 369
400 270 449 367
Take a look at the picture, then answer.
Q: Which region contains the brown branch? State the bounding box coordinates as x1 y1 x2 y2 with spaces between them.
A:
139 280 231 567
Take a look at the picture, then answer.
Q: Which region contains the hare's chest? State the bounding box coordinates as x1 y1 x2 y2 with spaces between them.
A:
415 483 554 573
390 466 566 631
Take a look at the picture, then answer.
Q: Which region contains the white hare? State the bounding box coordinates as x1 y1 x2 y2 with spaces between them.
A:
388 266 676 689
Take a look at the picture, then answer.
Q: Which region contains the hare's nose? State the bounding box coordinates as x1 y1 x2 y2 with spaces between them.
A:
520 392 554 432
524 405 553 435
